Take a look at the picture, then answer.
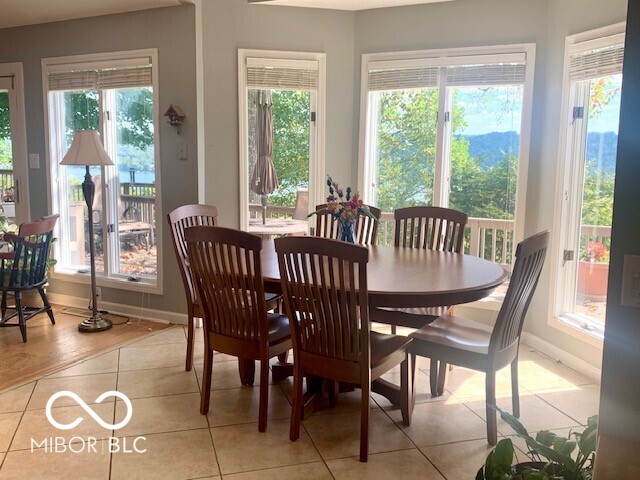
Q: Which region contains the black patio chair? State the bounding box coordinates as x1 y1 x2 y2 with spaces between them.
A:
0 214 59 342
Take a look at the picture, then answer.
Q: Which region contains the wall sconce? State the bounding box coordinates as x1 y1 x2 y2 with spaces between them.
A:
164 105 185 133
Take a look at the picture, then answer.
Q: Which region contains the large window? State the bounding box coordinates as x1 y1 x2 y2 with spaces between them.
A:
360 46 534 284
551 25 624 340
238 50 325 231
44 50 160 291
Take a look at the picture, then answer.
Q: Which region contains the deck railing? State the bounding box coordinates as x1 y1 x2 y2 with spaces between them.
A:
248 204 613 270
0 169 13 192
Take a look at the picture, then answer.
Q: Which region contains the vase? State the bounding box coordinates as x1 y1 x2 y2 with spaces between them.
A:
577 260 609 301
337 217 356 243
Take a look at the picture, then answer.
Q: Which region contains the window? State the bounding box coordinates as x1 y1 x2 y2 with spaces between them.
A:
44 50 161 292
359 46 535 295
238 50 326 230
551 24 625 340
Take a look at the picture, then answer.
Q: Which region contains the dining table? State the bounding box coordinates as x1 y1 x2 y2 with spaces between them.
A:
258 239 508 418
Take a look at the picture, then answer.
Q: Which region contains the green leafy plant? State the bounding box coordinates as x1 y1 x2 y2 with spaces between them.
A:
476 406 598 480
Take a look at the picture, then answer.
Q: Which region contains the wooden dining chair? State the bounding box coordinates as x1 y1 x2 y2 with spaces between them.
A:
371 206 469 329
409 230 550 445
0 214 59 342
314 203 382 246
275 236 412 462
168 204 219 371
169 204 283 372
186 226 292 431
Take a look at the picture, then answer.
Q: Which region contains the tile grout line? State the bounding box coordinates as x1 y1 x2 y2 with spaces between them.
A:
1 381 38 472
108 346 122 480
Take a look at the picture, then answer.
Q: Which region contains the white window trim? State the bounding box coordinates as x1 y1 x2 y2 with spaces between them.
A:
238 49 326 231
0 62 31 223
41 49 163 295
357 44 536 309
548 22 626 346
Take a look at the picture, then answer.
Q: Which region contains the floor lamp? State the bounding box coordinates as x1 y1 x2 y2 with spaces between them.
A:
61 130 114 332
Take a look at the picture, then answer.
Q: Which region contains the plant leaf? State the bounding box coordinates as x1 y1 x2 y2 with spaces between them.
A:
492 439 515 470
535 431 557 447
552 437 577 456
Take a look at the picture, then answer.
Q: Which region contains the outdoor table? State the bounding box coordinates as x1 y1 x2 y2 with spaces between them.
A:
247 218 308 239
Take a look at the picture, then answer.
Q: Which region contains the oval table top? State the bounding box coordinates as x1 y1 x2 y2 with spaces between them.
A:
260 240 508 308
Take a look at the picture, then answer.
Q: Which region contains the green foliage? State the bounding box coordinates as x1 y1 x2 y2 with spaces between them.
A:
476 406 598 480
270 90 310 206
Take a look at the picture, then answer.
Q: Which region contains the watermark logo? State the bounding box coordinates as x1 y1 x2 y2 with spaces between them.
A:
45 391 132 430
32 391 146 454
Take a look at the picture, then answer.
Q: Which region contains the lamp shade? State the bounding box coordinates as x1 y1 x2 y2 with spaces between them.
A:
60 130 114 166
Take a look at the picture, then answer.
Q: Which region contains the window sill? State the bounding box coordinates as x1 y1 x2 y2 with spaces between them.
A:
50 269 162 295
549 313 604 347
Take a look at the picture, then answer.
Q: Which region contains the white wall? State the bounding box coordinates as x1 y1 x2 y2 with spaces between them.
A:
199 0 356 227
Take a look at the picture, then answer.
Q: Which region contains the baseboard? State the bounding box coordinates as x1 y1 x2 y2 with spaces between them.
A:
46 292 188 326
522 332 601 384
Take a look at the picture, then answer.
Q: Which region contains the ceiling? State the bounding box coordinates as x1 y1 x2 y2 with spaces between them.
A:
249 0 453 10
0 0 181 29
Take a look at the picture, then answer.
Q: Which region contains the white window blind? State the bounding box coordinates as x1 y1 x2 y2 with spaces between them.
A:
368 66 439 91
246 58 318 91
48 66 152 91
569 44 624 82
445 63 526 86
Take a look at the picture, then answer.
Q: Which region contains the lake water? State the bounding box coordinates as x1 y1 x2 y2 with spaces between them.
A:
68 169 155 184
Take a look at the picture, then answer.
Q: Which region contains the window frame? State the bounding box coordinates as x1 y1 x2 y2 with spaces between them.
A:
42 49 162 294
548 23 626 345
357 44 536 309
237 48 326 231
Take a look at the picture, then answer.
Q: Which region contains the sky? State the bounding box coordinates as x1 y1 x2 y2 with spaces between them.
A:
457 76 622 135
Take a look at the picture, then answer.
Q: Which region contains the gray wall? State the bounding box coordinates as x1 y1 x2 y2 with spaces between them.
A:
599 0 640 441
355 0 627 369
0 5 198 314
199 0 356 227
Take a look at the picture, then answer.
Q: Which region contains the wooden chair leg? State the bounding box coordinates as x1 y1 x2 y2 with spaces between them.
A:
38 287 55 325
290 366 303 441
185 313 195 371
511 358 520 418
239 359 256 386
359 381 370 462
327 379 339 408
1 290 7 318
258 359 269 432
400 356 411 426
15 292 26 343
486 370 497 446
430 360 439 396
391 324 397 334
437 362 449 396
200 347 213 415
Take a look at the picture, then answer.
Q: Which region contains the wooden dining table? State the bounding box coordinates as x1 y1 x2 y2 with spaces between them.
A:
259 239 508 417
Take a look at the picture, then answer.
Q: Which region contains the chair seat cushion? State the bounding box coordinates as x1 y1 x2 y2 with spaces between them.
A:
267 313 291 345
370 331 412 368
410 314 492 355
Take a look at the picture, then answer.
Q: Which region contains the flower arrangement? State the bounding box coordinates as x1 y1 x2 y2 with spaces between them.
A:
310 176 378 243
583 241 609 263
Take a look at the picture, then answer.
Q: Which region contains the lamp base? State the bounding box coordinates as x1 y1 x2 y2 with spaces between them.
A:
78 315 113 333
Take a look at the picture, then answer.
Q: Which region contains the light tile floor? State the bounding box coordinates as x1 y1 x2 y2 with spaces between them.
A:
0 325 600 480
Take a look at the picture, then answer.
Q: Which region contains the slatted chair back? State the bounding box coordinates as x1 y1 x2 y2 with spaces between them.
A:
185 226 267 343
6 215 59 288
276 236 370 367
394 206 468 253
314 204 381 246
168 205 218 301
490 230 550 353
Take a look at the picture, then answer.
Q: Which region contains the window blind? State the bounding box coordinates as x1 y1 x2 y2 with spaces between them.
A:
569 44 624 82
48 66 152 91
445 63 526 86
245 58 319 91
368 66 439 91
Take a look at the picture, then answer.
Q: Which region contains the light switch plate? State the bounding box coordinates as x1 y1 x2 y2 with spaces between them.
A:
621 254 640 308
29 153 40 169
